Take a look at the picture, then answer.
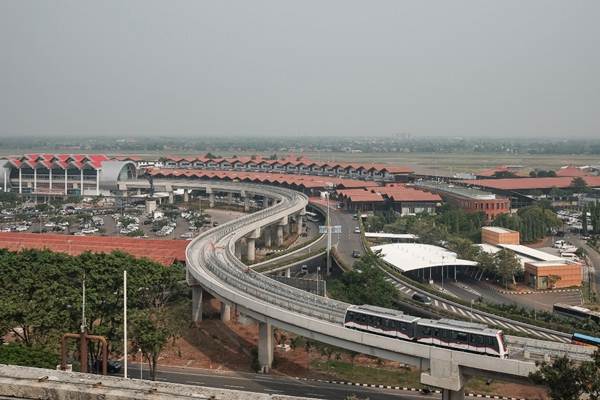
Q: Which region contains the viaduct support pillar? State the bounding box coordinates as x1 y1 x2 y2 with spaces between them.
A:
285 268 291 278
258 321 273 373
220 302 231 322
183 190 189 202
276 225 284 247
246 238 256 263
296 214 303 234
244 196 250 212
227 192 234 205
234 241 242 259
263 226 272 248
192 286 203 323
209 192 215 208
168 191 174 205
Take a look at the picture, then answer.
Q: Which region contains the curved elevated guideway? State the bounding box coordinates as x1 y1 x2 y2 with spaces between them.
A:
185 181 537 399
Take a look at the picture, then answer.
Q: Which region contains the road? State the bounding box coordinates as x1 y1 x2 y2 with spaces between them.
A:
383 274 571 343
123 364 439 400
567 234 600 294
254 199 362 273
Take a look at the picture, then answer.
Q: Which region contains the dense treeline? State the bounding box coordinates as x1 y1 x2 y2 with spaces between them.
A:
530 351 600 400
493 206 562 243
328 253 399 307
0 249 187 379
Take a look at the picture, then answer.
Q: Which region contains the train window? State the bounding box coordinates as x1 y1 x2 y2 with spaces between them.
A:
456 332 468 342
471 335 483 345
400 322 407 331
433 329 440 337
422 327 431 336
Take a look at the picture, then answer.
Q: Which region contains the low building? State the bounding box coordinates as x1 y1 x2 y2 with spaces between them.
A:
413 180 510 221
481 226 520 245
524 260 582 290
336 184 442 213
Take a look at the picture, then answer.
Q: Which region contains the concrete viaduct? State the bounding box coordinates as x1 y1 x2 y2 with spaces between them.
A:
166 180 540 400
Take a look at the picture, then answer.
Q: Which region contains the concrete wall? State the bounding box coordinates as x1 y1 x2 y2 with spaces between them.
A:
0 364 316 400
524 261 583 289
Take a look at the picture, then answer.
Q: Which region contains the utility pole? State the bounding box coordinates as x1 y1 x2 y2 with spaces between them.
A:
326 192 331 276
123 270 128 379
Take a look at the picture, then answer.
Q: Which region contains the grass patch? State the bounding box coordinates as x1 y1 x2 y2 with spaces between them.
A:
310 359 422 388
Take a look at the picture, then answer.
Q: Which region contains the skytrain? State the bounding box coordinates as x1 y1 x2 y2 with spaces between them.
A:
343 305 508 358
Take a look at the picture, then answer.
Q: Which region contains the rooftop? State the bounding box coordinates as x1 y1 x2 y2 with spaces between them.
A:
463 176 600 191
371 243 478 273
413 180 498 200
482 226 516 234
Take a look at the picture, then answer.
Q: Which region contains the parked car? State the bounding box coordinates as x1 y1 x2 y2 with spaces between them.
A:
354 226 360 234
352 250 361 258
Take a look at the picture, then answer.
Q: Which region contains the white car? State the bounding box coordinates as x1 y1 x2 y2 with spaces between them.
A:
81 228 98 234
15 225 28 232
354 226 361 234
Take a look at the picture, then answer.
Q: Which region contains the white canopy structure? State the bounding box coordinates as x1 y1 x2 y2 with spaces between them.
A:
371 243 478 273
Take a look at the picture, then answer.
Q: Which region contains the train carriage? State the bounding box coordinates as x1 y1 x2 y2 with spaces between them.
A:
344 305 419 340
343 305 508 359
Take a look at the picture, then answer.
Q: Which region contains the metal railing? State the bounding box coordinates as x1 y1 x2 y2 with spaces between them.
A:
186 183 350 324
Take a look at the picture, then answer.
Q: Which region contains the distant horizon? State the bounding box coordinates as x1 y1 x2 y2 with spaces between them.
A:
1 1 598 139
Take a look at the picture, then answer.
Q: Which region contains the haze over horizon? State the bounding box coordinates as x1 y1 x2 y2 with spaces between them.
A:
1 1 598 139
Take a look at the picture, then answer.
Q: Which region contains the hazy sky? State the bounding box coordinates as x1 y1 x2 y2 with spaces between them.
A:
0 1 598 138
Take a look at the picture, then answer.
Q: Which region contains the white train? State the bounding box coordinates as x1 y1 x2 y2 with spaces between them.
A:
343 305 508 358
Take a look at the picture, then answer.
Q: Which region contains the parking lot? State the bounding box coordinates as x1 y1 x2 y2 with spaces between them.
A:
0 195 247 242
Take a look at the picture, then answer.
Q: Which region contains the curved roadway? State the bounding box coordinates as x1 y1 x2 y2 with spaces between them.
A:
184 181 536 388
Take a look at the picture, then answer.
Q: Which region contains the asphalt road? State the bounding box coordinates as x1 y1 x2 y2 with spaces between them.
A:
123 364 439 400
255 201 362 273
567 234 600 294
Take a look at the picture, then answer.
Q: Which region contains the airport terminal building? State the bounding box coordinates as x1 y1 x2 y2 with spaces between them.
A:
0 154 137 197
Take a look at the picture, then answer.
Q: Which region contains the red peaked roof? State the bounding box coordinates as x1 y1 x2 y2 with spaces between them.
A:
4 154 110 169
375 184 443 202
337 189 385 202
0 232 187 266
147 168 380 190
555 166 590 177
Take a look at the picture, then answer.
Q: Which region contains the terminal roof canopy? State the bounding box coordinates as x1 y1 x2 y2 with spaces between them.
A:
371 243 478 273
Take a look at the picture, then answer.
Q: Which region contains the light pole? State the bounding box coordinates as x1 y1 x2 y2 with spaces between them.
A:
138 348 143 380
316 265 321 296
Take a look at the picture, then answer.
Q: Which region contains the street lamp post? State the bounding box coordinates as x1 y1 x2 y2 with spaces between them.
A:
138 348 143 380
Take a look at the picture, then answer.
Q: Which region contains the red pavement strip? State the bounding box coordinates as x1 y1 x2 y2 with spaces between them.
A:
0 232 187 265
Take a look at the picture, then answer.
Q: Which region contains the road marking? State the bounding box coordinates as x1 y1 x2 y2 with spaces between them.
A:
185 380 205 385
456 308 467 316
264 389 283 393
223 384 246 389
434 299 439 306
442 302 448 310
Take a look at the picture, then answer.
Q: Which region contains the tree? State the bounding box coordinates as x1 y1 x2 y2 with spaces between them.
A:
130 310 170 381
580 350 600 400
571 177 589 193
530 356 584 400
547 275 561 289
328 253 399 307
492 171 517 178
0 343 59 369
494 249 520 289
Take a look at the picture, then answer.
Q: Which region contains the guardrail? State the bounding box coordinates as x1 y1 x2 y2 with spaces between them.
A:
186 183 350 324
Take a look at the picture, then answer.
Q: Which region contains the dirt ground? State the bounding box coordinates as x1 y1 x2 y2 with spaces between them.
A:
153 298 549 399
